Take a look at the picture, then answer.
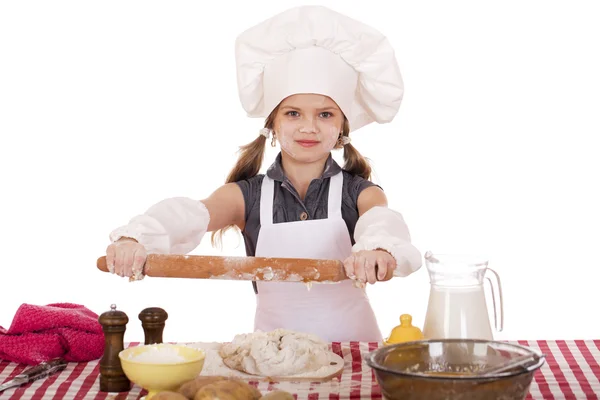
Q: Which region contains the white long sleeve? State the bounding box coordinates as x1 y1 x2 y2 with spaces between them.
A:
352 206 422 277
109 197 210 255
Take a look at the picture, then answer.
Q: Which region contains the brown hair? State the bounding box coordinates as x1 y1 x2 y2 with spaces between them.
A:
338 118 372 180
211 106 372 248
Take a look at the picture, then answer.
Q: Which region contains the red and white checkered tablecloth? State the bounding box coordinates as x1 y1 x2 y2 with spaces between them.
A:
1 340 599 399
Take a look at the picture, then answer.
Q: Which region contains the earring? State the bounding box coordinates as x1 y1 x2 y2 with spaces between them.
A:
271 134 277 147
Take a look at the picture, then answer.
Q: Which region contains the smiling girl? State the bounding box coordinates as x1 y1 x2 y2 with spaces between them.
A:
105 6 422 342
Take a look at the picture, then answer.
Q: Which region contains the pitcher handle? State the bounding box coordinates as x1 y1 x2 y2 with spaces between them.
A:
485 268 504 332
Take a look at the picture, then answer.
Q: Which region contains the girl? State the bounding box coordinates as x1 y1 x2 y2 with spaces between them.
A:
106 5 422 342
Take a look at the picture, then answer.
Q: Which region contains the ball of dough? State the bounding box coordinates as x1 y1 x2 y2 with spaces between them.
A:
152 391 188 400
219 329 331 376
177 376 227 399
193 379 261 400
260 390 295 400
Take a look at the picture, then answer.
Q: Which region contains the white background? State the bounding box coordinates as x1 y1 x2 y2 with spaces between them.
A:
1 0 599 344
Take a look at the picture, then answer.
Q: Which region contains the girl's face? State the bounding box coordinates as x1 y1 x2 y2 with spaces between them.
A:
273 94 344 163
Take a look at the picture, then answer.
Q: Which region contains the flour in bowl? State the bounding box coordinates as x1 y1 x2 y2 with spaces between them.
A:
127 345 186 363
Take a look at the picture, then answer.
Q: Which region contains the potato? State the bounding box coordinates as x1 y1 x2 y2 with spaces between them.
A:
152 391 189 400
177 376 227 399
194 378 262 400
260 390 295 400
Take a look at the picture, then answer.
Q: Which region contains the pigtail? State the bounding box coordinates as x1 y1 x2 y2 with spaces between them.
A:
340 118 372 180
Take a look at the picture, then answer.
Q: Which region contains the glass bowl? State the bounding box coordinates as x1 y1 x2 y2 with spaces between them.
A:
365 339 545 400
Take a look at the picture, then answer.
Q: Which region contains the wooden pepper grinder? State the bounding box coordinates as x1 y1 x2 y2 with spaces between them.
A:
98 304 131 392
139 307 168 345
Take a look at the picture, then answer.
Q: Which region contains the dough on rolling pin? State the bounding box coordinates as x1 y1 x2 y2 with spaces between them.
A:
218 329 333 377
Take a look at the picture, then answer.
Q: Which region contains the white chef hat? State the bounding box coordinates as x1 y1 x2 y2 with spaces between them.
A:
234 5 404 133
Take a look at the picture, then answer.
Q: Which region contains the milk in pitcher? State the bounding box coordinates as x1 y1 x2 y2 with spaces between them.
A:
423 284 493 340
422 252 504 341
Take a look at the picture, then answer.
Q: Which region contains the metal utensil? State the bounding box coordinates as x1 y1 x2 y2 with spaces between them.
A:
0 358 67 393
478 353 545 377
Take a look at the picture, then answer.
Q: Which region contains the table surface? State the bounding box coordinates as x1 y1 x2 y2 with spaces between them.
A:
1 340 599 399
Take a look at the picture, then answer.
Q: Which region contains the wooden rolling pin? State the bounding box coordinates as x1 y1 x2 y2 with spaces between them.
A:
97 254 348 282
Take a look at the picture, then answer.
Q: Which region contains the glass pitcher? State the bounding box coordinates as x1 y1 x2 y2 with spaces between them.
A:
422 251 504 340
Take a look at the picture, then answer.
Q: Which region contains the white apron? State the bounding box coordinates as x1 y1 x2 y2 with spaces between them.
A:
254 171 383 342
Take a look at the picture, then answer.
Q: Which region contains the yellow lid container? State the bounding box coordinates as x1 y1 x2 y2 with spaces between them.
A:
383 314 424 345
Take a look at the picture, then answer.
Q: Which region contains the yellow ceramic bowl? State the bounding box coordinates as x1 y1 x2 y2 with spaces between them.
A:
119 343 205 399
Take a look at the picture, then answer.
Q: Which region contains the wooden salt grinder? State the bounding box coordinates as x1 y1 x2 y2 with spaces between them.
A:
139 307 168 345
98 304 131 392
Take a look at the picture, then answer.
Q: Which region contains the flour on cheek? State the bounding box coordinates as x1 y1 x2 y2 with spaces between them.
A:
278 122 339 155
277 122 298 159
322 125 340 150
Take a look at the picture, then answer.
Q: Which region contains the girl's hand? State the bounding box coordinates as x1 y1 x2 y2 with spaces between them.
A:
343 250 396 285
105 237 147 281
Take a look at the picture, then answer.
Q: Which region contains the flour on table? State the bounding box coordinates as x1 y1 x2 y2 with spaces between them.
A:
218 329 333 377
192 342 236 376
